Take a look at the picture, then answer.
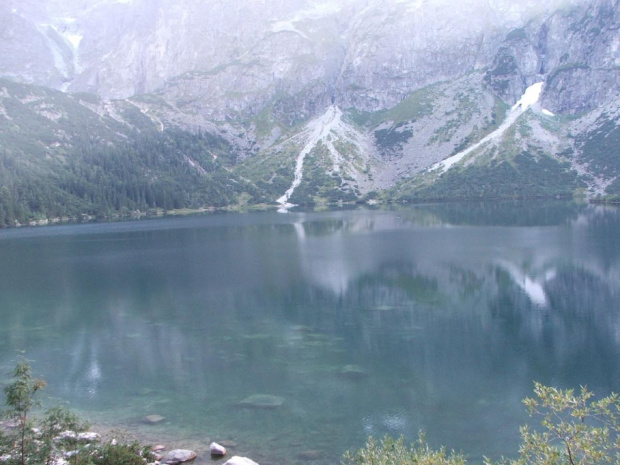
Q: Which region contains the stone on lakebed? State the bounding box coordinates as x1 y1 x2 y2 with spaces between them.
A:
145 415 165 424
210 442 227 457
238 394 285 409
224 457 259 465
298 450 324 461
164 449 197 464
219 440 237 448
339 365 368 380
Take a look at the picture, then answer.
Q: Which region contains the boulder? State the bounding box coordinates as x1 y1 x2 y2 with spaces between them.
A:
223 457 259 465
77 432 101 442
210 442 227 457
238 394 285 409
57 431 77 441
152 445 166 452
164 449 197 464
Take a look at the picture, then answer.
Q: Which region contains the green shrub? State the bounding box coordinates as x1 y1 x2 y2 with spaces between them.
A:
344 384 620 465
493 383 620 465
74 437 151 465
343 434 466 465
1 358 150 465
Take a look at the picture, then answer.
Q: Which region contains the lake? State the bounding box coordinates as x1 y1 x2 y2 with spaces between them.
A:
0 201 619 464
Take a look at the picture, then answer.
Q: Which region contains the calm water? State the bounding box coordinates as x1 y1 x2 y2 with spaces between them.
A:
1 202 619 464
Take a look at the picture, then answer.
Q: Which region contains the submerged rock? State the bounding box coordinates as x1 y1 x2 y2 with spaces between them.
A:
210 442 227 457
164 449 197 464
224 457 259 465
145 415 166 424
219 440 237 448
298 450 324 461
238 394 285 409
339 365 368 380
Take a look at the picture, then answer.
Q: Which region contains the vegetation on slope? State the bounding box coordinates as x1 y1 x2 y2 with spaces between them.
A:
0 127 266 227
0 79 267 227
1 74 619 226
394 150 583 202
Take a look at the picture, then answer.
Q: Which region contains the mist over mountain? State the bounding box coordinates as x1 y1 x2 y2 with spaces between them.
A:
0 0 619 225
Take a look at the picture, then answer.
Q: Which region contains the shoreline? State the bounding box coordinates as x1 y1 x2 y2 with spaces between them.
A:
67 411 328 465
5 196 618 231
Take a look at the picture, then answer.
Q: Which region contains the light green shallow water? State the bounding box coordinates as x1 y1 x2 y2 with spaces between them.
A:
0 201 619 464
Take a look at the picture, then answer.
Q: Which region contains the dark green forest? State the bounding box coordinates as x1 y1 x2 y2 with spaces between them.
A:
0 128 265 227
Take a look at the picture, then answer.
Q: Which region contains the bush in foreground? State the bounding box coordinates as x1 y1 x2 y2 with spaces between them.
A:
344 382 620 465
0 358 151 465
343 434 466 465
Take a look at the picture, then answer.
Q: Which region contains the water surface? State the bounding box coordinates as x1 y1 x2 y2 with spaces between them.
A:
1 202 619 464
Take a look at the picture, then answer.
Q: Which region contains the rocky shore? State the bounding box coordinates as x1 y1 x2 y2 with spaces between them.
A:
0 419 264 465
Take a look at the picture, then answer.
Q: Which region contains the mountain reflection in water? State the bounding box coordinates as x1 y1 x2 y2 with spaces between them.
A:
0 201 618 464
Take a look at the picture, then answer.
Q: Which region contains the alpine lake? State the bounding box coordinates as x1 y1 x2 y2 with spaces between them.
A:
1 201 619 464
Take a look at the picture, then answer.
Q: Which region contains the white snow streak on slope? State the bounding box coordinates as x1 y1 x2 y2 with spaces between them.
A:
272 2 341 38
63 32 84 49
37 25 72 78
430 82 544 174
277 105 363 206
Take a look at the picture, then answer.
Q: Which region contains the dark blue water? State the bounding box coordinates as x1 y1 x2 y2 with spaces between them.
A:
0 202 619 464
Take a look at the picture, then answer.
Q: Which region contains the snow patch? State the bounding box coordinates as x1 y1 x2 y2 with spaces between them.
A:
542 108 555 117
395 0 426 12
64 32 83 49
271 21 310 40
37 25 73 78
272 2 341 38
430 82 544 174
277 105 368 205
47 18 84 75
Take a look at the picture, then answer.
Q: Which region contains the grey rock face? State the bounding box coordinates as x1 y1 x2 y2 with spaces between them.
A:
484 30 543 105
1 0 618 199
540 0 620 113
1 0 591 108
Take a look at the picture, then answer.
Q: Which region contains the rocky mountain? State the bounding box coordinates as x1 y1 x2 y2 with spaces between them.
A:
0 0 619 223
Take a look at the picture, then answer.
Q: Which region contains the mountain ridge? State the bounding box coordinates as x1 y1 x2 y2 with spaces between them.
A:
0 0 619 225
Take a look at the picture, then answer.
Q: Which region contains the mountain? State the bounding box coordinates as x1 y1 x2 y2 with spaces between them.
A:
0 0 619 225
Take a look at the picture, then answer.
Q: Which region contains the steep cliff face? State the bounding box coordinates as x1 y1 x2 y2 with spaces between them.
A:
1 0 586 104
484 0 620 113
541 0 620 114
